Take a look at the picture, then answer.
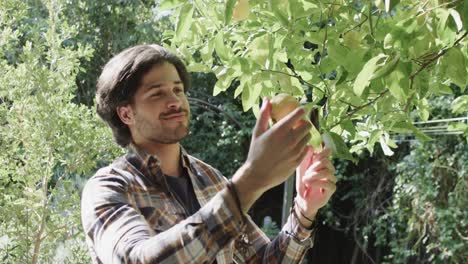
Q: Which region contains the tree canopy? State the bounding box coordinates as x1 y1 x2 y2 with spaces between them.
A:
161 0 467 160
0 0 466 263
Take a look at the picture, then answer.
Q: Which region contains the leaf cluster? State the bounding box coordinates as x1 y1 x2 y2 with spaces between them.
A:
161 0 468 161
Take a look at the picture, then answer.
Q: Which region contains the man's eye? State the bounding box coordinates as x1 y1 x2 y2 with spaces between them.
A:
174 87 184 93
151 93 161 97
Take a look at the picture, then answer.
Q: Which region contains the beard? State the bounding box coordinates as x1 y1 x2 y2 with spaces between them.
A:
133 109 190 144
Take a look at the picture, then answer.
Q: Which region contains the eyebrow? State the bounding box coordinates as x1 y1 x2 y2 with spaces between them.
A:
145 81 183 91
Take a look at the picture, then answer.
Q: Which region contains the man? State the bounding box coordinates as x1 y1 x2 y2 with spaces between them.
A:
81 44 337 263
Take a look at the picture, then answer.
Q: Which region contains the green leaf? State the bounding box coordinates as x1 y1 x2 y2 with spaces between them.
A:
393 122 433 141
242 74 264 111
451 95 468 114
322 132 356 162
379 134 395 156
200 40 215 62
448 9 463 32
175 4 194 41
417 98 430 122
369 130 382 151
269 0 289 26
159 0 185 11
187 62 210 73
385 65 408 102
383 33 393 49
308 123 322 150
342 119 356 138
214 31 230 62
372 54 400 80
376 0 400 12
445 48 467 88
343 31 362 49
354 54 387 96
328 42 363 75
247 33 270 67
436 8 450 35
447 122 468 136
225 0 237 25
432 82 453 95
234 77 247 98
213 67 237 96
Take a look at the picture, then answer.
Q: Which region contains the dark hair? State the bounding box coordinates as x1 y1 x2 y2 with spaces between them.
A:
96 44 191 147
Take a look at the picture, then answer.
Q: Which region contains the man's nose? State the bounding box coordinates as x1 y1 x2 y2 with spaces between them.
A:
167 93 182 109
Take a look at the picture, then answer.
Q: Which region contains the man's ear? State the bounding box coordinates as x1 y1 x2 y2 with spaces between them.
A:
117 105 134 126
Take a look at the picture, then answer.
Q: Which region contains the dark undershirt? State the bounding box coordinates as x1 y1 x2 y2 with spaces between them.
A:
165 169 218 264
164 169 201 216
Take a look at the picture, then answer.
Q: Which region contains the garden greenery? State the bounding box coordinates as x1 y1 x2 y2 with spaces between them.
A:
0 0 466 263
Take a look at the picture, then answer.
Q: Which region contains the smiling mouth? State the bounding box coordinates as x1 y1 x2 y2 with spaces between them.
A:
161 113 186 122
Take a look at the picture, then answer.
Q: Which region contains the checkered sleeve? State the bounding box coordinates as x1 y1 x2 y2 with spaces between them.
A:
233 202 316 263
81 172 246 264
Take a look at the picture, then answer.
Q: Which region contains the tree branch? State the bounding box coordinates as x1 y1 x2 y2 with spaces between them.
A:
417 0 463 16
331 90 389 128
405 31 467 112
188 97 244 129
260 69 326 94
368 2 374 37
32 155 51 264
410 31 467 80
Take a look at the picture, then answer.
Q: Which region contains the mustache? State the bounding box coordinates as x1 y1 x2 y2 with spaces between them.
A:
160 108 188 118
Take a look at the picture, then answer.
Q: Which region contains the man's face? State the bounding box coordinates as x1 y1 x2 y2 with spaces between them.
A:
119 62 190 145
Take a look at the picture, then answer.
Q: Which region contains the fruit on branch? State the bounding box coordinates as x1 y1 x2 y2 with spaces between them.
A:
232 0 250 21
270 93 301 124
270 93 322 149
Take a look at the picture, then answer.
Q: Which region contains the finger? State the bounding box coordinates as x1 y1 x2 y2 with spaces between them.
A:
274 106 306 131
304 180 336 193
291 133 311 162
313 147 332 158
303 170 337 184
252 97 271 138
305 158 335 176
297 146 314 176
296 147 310 193
289 120 312 146
295 143 310 165
296 145 311 193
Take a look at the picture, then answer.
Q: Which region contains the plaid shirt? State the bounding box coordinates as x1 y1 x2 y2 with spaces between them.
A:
81 147 315 263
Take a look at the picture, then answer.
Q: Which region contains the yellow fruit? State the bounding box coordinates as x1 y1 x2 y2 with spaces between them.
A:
270 93 301 123
232 0 250 21
270 93 321 149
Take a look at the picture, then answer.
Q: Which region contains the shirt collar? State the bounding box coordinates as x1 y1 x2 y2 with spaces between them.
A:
128 143 192 175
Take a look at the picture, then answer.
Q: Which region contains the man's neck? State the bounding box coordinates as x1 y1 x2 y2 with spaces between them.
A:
136 142 182 177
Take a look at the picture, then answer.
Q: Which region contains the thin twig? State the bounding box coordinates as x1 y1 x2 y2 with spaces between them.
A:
406 31 467 111
417 0 462 17
260 69 326 94
368 2 374 37
339 99 359 108
410 31 467 80
331 90 389 128
343 13 369 35
188 97 244 129
353 219 377 264
32 149 52 264
320 0 337 58
374 10 382 30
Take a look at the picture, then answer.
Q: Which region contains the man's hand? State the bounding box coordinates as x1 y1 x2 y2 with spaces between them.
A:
232 98 311 213
295 146 337 226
